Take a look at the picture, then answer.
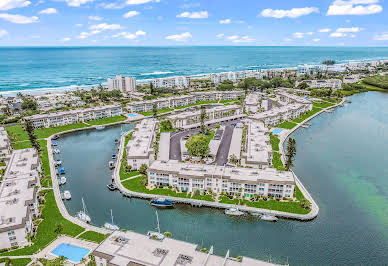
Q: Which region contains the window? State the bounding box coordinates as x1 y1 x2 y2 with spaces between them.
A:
8 230 15 235
11 242 18 247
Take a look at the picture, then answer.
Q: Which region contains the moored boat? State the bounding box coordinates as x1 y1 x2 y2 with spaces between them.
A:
60 176 66 185
53 149 60 154
225 207 245 216
261 214 278 222
95 125 105 130
112 154 117 160
55 159 62 166
107 183 117 191
63 190 71 200
114 139 119 144
52 134 60 140
77 197 91 223
104 209 119 231
109 161 115 169
147 211 165 240
150 198 174 208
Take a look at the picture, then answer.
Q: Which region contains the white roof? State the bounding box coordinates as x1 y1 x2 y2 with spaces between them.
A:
126 119 157 158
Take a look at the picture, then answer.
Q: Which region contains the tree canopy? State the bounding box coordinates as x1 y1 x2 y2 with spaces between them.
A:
185 134 210 158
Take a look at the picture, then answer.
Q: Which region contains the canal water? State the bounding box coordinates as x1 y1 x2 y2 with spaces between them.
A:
57 91 388 265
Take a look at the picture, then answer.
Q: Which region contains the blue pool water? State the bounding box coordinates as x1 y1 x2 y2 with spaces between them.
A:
128 114 137 117
51 243 90 263
272 129 283 134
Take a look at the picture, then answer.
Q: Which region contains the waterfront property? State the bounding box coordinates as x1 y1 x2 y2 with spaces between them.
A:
0 148 40 250
0 126 11 156
93 230 275 266
168 105 244 130
107 74 136 94
148 160 295 198
126 90 244 113
152 75 191 89
244 92 271 113
25 105 123 128
295 79 342 89
126 119 158 170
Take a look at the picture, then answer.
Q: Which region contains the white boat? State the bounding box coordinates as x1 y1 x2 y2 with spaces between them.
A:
63 190 71 200
60 176 66 185
250 212 260 217
261 214 278 222
147 211 165 240
104 209 119 231
225 207 244 216
95 125 105 130
55 160 62 166
109 161 115 169
53 149 60 154
77 197 91 223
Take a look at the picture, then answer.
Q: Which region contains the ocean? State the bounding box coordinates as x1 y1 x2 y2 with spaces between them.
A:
1 46 388 96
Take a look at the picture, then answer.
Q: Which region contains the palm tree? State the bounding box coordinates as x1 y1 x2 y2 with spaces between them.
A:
54 223 63 235
152 103 158 118
285 138 296 170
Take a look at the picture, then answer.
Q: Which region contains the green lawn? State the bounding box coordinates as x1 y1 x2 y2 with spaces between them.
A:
219 196 240 204
0 258 31 266
313 101 334 109
292 107 322 124
140 108 174 116
38 139 51 187
86 115 126 125
269 134 280 151
12 141 32 150
35 123 89 139
121 177 190 198
5 125 29 142
359 81 388 92
272 152 285 171
0 190 84 256
77 231 107 243
275 121 297 129
191 194 215 202
120 171 140 180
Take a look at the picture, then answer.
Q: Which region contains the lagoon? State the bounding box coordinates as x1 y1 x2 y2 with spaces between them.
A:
57 91 388 265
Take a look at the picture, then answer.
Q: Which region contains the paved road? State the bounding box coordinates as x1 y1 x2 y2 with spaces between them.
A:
169 129 200 160
215 124 234 165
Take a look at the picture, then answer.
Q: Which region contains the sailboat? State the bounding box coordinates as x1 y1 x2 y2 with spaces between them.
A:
104 209 119 231
77 197 91 223
147 211 165 240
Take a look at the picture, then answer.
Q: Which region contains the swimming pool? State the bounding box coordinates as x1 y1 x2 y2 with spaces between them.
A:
51 243 90 263
272 128 283 134
128 113 137 117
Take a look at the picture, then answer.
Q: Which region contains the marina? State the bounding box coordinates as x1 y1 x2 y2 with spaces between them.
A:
55 92 388 264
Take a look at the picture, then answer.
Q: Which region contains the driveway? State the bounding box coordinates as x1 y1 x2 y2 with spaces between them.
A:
214 124 234 165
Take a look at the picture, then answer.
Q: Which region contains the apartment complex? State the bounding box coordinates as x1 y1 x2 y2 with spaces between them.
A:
210 70 266 85
126 119 158 170
126 90 244 113
0 127 11 156
93 230 274 266
152 76 191 89
148 160 295 198
0 148 40 250
107 75 136 94
168 105 243 130
296 79 342 89
244 92 272 113
343 74 360 83
241 122 272 169
25 105 122 128
36 94 85 111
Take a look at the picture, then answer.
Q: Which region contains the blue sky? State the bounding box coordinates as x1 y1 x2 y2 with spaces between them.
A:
0 0 387 46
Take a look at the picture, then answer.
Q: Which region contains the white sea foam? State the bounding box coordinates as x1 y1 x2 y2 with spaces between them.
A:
139 71 173 76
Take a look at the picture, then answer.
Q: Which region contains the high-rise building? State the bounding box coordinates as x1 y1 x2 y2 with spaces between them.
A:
107 75 136 94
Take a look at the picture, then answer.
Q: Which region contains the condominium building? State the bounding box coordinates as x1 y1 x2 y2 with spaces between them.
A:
148 160 295 198
343 74 360 83
276 91 312 105
295 79 342 89
0 127 11 156
126 119 158 170
210 70 266 85
168 105 243 130
126 91 244 113
152 76 191 89
0 148 40 250
244 93 271 113
93 230 275 266
241 121 272 168
107 75 136 94
25 105 122 128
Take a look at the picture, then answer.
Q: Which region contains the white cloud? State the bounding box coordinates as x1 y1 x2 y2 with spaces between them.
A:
123 10 140 18
180 2 200 9
293 31 313 38
336 26 364 32
330 32 346 37
260 7 319 18
78 31 91 39
126 0 159 5
62 0 94 7
219 18 231 24
313 38 320 42
112 30 146 39
0 29 8 37
88 15 102 21
62 37 71 41
233 36 255 43
98 2 126 9
283 37 293 42
216 33 224 38
327 0 383 15
165 32 192 42
318 28 331 32
176 11 208 19
89 23 122 30
0 0 30 11
0 13 38 23
75 23 83 26
227 35 239 40
39 8 57 14
374 32 388 41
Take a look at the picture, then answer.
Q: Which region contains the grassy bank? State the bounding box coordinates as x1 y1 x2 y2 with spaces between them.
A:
140 108 174 116
77 231 107 243
38 139 51 187
292 107 322 123
275 121 297 130
0 190 84 256
0 258 31 266
269 133 280 151
5 125 32 149
86 115 126 125
272 152 285 171
35 123 89 139
313 101 335 109
12 141 32 150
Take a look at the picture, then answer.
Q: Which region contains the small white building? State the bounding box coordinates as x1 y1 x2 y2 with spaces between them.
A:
107 74 136 94
0 148 40 250
0 127 11 156
152 76 191 89
343 74 360 83
126 119 158 170
296 79 342 89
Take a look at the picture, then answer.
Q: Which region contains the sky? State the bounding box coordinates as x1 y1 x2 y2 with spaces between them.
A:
0 0 387 46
